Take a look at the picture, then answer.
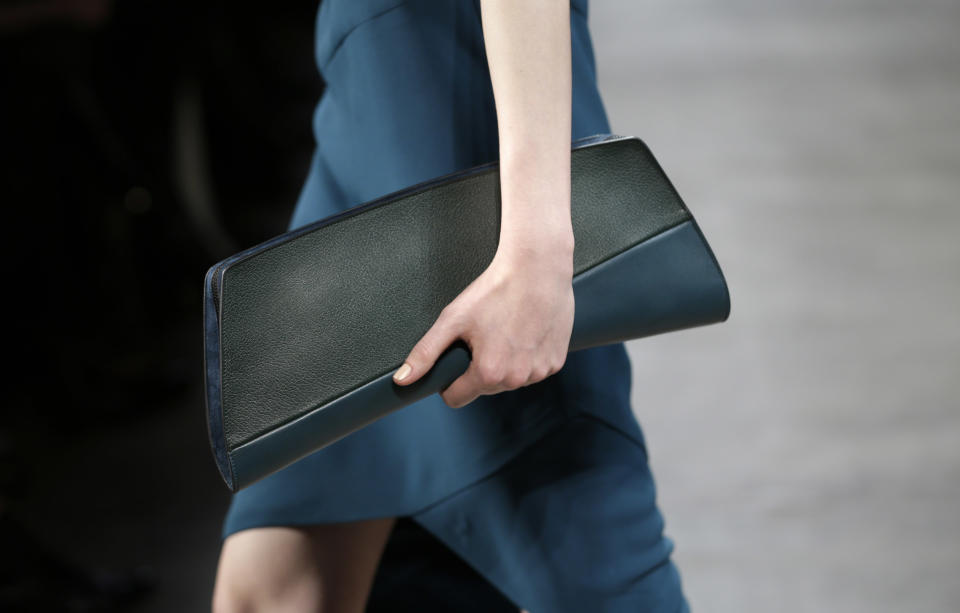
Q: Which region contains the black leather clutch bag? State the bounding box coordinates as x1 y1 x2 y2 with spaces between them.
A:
204 134 730 491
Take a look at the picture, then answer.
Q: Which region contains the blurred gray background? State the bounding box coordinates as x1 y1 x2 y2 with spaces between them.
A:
594 0 960 611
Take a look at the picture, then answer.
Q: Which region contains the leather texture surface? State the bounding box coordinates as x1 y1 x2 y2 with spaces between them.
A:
228 219 730 491
203 134 731 490
569 220 731 351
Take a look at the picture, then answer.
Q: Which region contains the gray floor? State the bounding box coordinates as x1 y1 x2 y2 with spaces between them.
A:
18 1 958 611
591 0 960 611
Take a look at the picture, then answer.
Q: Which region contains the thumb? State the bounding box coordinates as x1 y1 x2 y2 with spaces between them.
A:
393 307 464 386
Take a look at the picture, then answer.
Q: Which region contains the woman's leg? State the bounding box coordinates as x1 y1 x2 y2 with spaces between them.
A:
212 518 396 613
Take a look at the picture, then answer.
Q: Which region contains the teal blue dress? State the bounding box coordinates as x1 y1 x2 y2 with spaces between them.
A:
222 1 689 610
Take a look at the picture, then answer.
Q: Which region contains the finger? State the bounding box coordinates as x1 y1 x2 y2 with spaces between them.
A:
442 350 511 408
393 307 464 386
440 363 486 409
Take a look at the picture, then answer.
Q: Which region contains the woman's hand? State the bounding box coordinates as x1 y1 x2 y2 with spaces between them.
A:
393 0 576 408
392 229 575 408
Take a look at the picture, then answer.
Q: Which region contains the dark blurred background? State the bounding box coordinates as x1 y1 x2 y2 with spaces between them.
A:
1 0 958 611
1 0 320 610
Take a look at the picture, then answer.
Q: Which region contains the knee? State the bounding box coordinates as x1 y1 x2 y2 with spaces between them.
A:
211 567 271 613
211 578 251 613
212 530 323 613
212 563 322 613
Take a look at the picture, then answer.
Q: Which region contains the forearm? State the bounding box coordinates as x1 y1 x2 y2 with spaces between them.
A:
479 0 574 262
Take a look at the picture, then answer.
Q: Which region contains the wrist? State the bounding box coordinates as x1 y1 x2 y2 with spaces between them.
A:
496 225 575 271
495 142 575 268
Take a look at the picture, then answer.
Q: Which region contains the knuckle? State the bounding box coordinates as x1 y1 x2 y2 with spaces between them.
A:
476 371 498 389
532 365 551 382
408 340 427 357
476 361 504 388
439 302 464 326
408 343 431 364
504 369 529 389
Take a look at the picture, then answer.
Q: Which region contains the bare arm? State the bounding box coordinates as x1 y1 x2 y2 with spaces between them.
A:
480 0 574 255
393 0 575 407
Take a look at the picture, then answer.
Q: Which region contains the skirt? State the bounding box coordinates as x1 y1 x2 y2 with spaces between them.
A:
222 1 689 610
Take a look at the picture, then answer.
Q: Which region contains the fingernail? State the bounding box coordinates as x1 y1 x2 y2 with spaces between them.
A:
394 362 412 382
